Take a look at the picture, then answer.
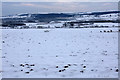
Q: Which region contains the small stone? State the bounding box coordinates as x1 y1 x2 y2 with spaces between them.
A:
44 30 49 32
20 64 22 66
68 64 71 66
27 66 30 68
64 66 68 68
62 69 65 71
2 56 6 58
11 64 15 67
25 72 29 74
83 60 86 62
21 70 23 71
30 69 33 71
25 64 29 65
81 64 84 66
80 71 84 73
20 64 24 67
56 66 58 68
104 51 107 52
59 70 62 72
30 64 35 66
116 69 119 72
28 55 30 57
2 41 5 43
110 30 112 32
73 64 77 66
33 64 35 66
83 66 86 68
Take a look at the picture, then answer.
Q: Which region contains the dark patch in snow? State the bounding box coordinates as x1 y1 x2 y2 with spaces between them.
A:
11 64 15 67
80 70 84 73
116 69 119 72
2 56 6 58
62 69 66 72
68 64 71 66
2 41 5 43
30 64 35 66
83 66 86 68
25 72 30 74
30 69 33 71
102 60 104 62
28 55 31 57
56 66 58 68
59 70 62 72
20 64 24 67
64 66 69 68
44 30 49 32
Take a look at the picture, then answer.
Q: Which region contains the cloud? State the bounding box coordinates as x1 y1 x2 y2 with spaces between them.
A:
21 3 35 6
11 3 37 7
103 3 112 6
2 2 118 16
24 3 87 12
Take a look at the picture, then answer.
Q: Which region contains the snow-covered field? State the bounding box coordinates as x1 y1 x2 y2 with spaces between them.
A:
2 28 118 78
94 23 118 27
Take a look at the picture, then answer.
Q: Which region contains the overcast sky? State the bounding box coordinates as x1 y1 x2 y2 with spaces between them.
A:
2 2 118 16
1 0 120 2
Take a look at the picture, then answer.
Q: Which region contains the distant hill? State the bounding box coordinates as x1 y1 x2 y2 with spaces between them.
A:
78 11 120 15
2 10 120 23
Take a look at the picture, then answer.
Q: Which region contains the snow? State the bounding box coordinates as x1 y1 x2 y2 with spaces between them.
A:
2 28 118 78
76 13 118 21
23 22 119 29
25 22 65 28
39 23 64 28
0 29 2 79
93 23 118 27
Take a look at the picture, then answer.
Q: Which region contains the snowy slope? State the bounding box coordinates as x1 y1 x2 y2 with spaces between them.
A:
75 13 118 21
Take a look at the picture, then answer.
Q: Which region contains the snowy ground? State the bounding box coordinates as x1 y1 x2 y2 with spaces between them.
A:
2 28 118 78
93 23 118 27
